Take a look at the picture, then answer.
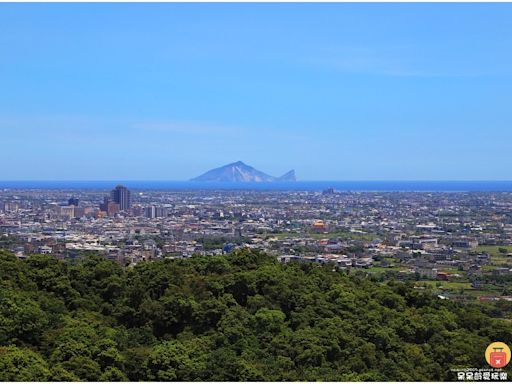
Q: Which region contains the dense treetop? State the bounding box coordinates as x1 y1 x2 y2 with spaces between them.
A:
0 248 511 381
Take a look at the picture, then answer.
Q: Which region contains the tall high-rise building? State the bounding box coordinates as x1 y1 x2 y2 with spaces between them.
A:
99 196 110 213
68 197 79 206
59 205 75 220
144 206 168 219
110 185 131 211
99 197 120 217
3 201 20 213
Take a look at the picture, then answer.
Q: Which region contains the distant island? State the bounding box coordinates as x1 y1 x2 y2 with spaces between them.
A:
191 161 296 182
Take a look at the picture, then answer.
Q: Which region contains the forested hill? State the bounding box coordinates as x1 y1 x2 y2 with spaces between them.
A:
0 249 511 381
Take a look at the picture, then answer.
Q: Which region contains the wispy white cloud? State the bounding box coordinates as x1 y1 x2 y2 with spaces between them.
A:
133 121 240 136
303 44 497 78
0 115 313 153
0 115 243 137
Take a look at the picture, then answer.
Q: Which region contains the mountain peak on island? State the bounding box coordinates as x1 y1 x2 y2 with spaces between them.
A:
191 162 296 182
276 169 296 182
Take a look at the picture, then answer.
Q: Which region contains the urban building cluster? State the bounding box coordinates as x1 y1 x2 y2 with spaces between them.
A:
1 186 512 301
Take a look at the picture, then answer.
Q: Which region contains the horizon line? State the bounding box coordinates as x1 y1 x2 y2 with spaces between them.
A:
1 179 512 183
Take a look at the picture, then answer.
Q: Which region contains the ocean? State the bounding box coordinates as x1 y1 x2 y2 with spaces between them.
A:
1 180 512 192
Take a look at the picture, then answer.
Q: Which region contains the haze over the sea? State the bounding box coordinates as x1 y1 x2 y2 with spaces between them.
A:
2 180 512 192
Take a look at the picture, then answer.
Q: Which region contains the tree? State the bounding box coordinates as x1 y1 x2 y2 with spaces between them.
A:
0 248 510 381
253 308 286 334
50 364 80 381
0 289 49 344
99 366 129 381
24 254 78 302
0 346 51 381
145 339 209 381
0 250 33 290
60 356 102 381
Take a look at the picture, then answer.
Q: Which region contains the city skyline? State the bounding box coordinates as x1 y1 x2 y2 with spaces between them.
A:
1 3 512 181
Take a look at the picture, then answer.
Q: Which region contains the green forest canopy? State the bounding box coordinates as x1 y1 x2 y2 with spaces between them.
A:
0 248 511 381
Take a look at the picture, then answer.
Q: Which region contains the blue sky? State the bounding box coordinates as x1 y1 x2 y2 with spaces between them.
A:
1 3 511 181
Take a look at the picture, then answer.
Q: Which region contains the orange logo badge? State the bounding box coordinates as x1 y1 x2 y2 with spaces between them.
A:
485 342 511 369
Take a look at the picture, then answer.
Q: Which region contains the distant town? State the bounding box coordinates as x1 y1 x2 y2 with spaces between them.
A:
1 185 512 303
